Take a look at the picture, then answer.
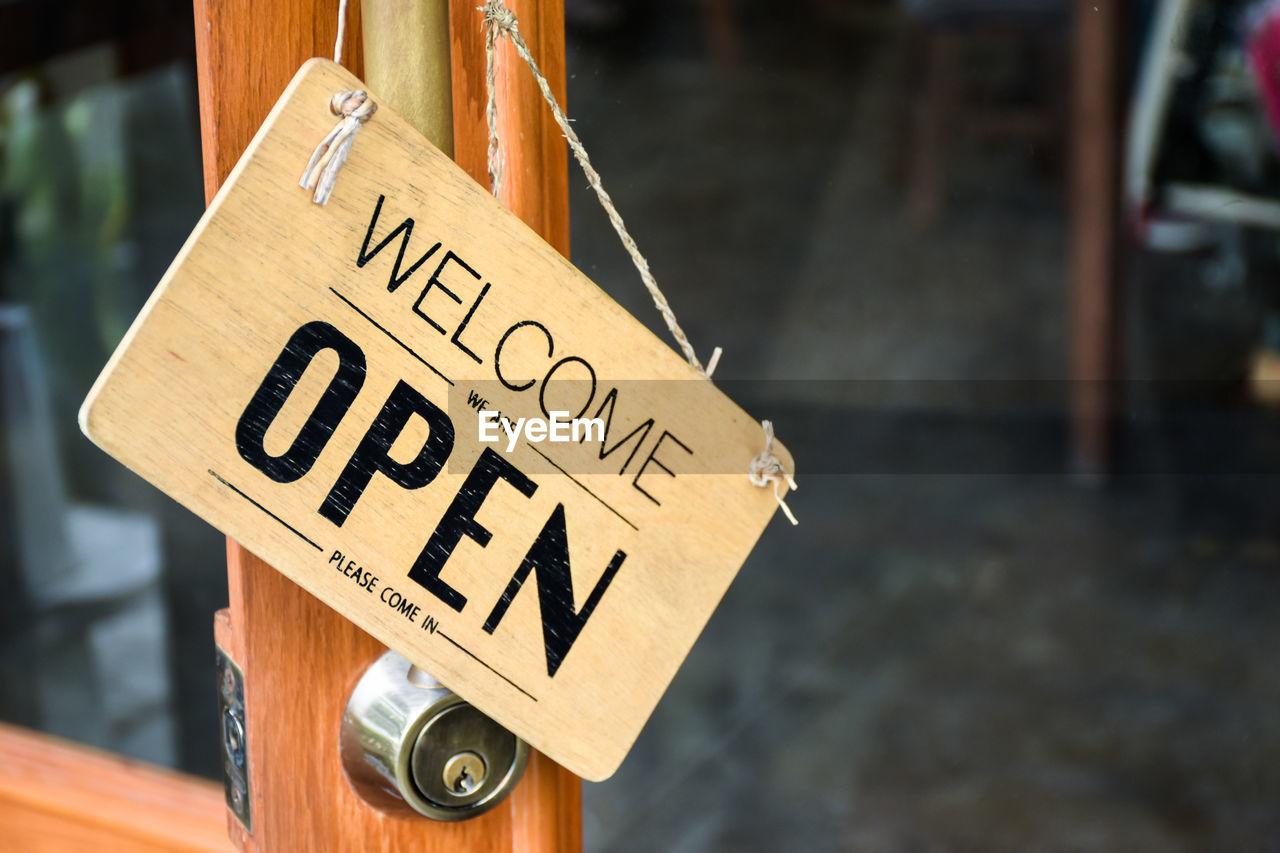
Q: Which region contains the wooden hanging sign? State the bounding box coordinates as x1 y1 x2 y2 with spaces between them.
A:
79 59 791 781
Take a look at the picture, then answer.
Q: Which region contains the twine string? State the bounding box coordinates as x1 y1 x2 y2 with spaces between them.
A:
480 0 795 522
748 421 799 526
311 0 796 521
485 5 505 196
482 0 718 380
298 0 377 205
334 0 349 65
299 89 377 205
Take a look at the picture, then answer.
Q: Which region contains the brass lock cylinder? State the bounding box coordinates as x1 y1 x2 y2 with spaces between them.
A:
340 650 528 820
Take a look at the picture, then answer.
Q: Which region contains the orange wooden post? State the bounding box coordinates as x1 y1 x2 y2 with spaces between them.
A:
195 0 580 849
447 1 582 847
448 0 571 249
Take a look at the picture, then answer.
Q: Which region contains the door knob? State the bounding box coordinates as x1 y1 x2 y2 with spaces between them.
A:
340 650 528 820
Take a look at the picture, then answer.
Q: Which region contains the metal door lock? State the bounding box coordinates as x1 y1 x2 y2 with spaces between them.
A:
216 644 252 832
340 650 528 820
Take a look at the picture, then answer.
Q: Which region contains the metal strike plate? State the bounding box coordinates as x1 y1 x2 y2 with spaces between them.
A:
341 650 528 820
217 644 251 832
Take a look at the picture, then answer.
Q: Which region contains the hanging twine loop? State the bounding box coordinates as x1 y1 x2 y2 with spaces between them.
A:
748 421 798 526
482 0 512 196
300 89 377 205
481 0 720 380
299 0 375 205
480 0 795 522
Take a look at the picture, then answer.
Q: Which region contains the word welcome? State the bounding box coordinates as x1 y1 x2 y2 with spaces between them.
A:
364 194 696 506
478 410 604 453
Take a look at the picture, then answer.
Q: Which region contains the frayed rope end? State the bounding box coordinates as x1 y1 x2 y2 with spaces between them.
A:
749 420 798 525
702 346 723 379
299 90 377 205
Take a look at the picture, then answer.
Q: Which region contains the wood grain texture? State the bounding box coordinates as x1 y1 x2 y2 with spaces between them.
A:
192 0 578 847
226 545 533 852
1069 0 1124 477
193 0 364 201
448 0 570 252
0 722 228 853
82 58 788 780
446 1 579 844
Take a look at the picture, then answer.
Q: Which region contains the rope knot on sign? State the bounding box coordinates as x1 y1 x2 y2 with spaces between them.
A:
749 421 799 525
300 89 377 205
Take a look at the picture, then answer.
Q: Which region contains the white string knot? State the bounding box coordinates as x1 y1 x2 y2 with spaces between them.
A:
300 90 377 205
748 420 798 526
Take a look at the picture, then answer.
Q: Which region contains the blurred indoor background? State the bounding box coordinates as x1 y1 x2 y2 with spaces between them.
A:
2 0 1279 850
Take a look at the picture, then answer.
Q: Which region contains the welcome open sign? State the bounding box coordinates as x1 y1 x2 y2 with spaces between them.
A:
80 59 791 780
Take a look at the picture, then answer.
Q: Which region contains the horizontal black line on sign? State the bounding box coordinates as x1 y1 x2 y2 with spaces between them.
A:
529 446 639 531
207 469 323 551
438 631 538 702
329 287 455 386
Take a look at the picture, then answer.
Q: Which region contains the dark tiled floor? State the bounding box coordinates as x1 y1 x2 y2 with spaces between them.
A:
587 473 1280 851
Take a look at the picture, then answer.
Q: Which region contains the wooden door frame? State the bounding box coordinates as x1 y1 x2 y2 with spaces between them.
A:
0 3 578 850
0 1 581 845
0 722 228 853
197 0 579 850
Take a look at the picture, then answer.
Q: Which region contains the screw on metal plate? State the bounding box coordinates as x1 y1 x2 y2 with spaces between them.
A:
216 644 251 832
340 650 528 821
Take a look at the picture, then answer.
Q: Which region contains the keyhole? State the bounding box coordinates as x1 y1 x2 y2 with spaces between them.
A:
452 765 475 793
441 750 487 797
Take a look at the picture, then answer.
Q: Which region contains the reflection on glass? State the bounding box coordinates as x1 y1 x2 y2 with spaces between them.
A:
0 46 220 775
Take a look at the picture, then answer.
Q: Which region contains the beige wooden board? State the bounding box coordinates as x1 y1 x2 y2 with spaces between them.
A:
79 59 791 781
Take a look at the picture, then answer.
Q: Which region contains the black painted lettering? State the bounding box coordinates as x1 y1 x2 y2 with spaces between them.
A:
451 282 490 364
318 380 455 525
494 320 553 392
412 250 477 334
357 194 442 292
407 448 537 611
482 504 625 678
538 356 596 420
631 430 692 506
586 388 654 475
236 321 366 483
